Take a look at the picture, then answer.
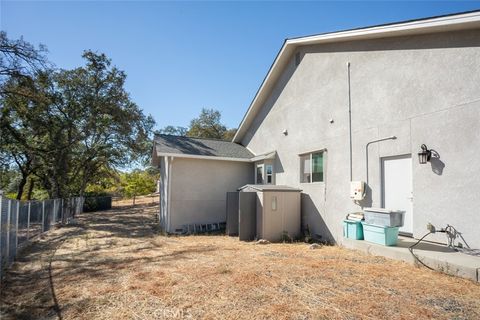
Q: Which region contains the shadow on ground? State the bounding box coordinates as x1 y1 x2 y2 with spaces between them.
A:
0 203 184 319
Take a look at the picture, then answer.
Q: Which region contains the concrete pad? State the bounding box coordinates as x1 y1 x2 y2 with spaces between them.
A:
342 236 480 282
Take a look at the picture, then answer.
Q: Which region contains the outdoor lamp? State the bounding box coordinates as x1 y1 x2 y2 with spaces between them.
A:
418 144 431 164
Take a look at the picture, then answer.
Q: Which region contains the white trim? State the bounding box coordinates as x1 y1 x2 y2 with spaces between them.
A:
300 150 325 184
298 148 327 156
233 11 480 143
265 164 274 185
156 152 252 163
251 151 276 162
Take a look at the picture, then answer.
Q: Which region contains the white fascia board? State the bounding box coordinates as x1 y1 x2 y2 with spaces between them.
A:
287 11 480 46
233 11 480 143
250 151 277 162
156 152 252 163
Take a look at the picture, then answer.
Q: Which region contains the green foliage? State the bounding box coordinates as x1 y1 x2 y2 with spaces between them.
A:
122 169 157 200
156 125 187 136
0 32 155 199
223 128 237 141
186 108 227 139
158 109 236 141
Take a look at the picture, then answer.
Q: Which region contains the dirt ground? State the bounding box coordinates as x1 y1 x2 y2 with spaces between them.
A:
1 205 480 320
112 195 159 207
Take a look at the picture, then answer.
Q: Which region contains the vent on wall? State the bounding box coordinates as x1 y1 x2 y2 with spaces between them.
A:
295 52 302 66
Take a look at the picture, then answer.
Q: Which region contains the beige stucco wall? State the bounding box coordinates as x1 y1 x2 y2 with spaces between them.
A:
168 158 253 232
241 29 480 246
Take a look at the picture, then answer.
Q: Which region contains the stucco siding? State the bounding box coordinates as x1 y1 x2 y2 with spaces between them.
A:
241 29 480 247
168 158 253 232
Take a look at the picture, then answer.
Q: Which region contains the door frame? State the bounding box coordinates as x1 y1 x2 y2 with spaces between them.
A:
255 163 264 184
380 154 413 236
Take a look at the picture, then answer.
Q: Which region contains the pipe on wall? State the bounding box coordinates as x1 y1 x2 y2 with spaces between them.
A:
365 136 397 186
347 62 353 182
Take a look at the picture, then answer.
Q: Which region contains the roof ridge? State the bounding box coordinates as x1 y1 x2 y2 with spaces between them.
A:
286 9 480 42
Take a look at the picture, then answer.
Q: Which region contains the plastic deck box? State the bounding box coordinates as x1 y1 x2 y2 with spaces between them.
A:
363 208 404 227
343 220 364 240
361 222 399 246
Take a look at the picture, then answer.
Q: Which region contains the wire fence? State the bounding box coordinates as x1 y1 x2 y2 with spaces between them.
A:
0 195 84 282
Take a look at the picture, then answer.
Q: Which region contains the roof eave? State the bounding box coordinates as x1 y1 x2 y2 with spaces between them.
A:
156 152 252 163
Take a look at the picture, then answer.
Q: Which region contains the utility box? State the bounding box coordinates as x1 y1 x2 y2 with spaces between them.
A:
238 185 302 242
350 181 365 201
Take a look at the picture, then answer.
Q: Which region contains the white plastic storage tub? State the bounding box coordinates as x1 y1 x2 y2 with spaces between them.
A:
363 208 404 227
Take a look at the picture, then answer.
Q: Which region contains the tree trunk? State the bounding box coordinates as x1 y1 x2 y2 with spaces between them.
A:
16 176 27 200
26 177 35 200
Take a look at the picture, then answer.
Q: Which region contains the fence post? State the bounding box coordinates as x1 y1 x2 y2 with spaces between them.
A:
0 196 3 271
61 198 64 224
27 202 31 240
15 202 19 253
42 201 45 233
49 200 53 230
6 200 11 266
53 200 56 224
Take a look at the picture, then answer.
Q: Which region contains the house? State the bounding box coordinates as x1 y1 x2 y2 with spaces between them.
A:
153 11 480 248
152 134 254 232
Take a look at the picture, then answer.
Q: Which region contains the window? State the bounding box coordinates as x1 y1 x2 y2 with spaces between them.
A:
256 164 264 184
266 164 273 184
300 151 324 183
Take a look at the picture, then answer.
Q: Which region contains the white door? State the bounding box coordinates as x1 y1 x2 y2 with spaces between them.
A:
382 155 413 235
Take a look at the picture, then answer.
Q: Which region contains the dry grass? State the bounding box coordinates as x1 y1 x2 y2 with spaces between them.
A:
1 204 480 320
112 195 159 208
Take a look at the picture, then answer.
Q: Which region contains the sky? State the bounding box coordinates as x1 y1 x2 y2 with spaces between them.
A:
1 1 480 131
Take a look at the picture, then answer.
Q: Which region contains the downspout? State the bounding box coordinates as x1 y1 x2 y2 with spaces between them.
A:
365 136 397 185
347 62 353 181
167 156 174 233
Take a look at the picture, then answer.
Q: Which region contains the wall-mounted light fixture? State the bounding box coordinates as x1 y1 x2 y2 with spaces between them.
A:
418 144 432 164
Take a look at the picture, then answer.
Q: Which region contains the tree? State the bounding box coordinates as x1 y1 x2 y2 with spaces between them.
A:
156 125 187 136
1 36 156 199
186 108 227 139
122 170 157 205
0 32 49 199
34 51 155 198
0 31 48 84
223 128 237 141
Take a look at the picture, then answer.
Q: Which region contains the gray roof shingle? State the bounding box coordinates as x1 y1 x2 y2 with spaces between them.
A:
154 134 254 159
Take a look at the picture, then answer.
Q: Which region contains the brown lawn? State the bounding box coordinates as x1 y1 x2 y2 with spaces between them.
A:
1 204 479 320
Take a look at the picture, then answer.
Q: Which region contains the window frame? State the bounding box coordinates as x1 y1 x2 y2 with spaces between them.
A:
265 164 273 184
255 163 264 184
299 150 325 184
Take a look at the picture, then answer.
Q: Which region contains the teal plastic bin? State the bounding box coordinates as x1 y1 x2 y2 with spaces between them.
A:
361 222 399 246
343 220 364 240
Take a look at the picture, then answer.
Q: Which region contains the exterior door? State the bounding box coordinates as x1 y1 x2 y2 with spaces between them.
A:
382 155 413 235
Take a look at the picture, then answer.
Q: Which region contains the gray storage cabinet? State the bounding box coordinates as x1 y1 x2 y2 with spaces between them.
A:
238 185 301 242
226 192 239 236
